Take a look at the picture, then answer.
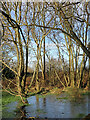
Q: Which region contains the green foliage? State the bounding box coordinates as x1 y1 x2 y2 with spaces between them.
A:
56 97 68 100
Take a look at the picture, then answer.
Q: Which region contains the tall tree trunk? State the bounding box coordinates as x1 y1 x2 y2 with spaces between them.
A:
75 45 78 87
23 2 29 94
43 34 45 86
89 58 90 89
49 61 51 86
17 28 24 95
43 4 46 87
23 44 28 94
68 37 72 87
71 46 75 88
36 44 39 91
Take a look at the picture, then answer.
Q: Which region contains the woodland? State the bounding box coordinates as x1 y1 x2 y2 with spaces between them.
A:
0 1 90 109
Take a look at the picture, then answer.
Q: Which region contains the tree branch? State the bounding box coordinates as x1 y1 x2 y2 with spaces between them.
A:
0 10 26 45
0 60 18 76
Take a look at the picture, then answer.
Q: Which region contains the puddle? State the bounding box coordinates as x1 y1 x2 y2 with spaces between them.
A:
2 93 90 118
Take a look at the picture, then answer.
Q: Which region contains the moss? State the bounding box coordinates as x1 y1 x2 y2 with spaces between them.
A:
2 91 21 107
39 91 54 98
76 113 86 118
57 97 68 100
2 91 31 118
39 94 46 98
2 91 30 110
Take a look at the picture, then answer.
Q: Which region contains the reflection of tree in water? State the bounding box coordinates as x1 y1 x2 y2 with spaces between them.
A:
14 96 47 119
36 95 39 108
36 95 46 108
43 98 46 107
35 95 40 118
14 105 27 120
19 105 27 119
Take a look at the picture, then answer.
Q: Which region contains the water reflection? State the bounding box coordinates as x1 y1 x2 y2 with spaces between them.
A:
26 94 89 118
88 95 90 113
5 94 90 119
17 105 26 119
43 98 46 107
36 95 39 108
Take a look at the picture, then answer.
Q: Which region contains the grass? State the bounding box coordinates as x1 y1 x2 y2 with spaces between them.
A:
2 90 44 108
62 87 90 96
2 91 29 111
81 91 90 95
2 87 90 107
31 86 90 100
50 87 62 94
2 91 21 107
56 97 68 100
2 91 30 118
2 87 89 119
38 91 55 98
60 87 90 102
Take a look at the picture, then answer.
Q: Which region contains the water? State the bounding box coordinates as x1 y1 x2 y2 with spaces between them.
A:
2 93 90 118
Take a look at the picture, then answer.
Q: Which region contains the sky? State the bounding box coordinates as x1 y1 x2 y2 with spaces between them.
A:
2 2 89 70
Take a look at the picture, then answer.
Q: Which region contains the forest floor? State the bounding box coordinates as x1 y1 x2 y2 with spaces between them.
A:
2 86 90 119
2 86 90 107
28 86 90 97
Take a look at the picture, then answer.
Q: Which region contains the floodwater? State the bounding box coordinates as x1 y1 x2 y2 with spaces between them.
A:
2 93 90 119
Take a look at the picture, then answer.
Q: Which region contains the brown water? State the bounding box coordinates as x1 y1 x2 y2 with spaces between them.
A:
2 93 90 119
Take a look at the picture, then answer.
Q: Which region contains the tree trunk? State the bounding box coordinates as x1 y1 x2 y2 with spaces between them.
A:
36 44 40 91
